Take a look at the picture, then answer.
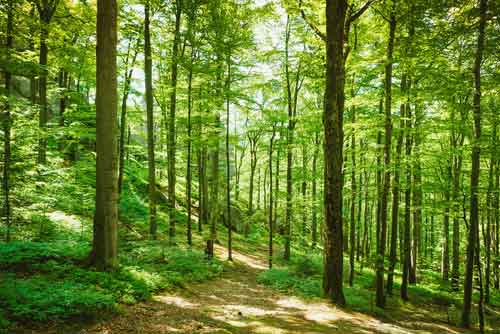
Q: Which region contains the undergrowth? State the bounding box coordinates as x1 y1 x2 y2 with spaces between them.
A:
0 240 223 326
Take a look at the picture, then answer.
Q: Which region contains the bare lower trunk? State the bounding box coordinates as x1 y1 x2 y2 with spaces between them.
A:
462 0 487 327
91 0 118 271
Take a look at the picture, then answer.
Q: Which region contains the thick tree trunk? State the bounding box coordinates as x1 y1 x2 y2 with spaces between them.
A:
91 0 118 271
462 0 487 327
323 0 347 305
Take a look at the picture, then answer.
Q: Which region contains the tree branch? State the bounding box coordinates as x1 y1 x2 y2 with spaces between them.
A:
298 0 326 42
348 0 378 24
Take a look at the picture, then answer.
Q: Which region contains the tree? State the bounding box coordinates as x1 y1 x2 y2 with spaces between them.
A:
144 0 157 240
462 0 487 327
33 0 61 165
168 0 182 243
91 0 118 271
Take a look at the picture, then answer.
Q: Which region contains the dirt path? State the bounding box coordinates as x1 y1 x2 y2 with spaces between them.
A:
33 245 468 334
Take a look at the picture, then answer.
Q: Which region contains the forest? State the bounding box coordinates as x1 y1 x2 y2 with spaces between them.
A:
0 0 499 333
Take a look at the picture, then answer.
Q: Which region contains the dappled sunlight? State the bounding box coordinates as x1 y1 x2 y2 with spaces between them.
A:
47 211 83 232
214 244 267 269
154 295 200 309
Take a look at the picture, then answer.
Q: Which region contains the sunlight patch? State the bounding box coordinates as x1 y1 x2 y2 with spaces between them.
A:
154 296 200 308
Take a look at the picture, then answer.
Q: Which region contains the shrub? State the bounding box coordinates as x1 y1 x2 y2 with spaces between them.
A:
0 275 115 322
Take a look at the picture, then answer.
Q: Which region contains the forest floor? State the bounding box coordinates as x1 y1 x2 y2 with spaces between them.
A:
22 242 484 334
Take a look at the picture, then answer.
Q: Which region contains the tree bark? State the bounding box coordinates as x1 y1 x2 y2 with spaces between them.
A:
144 0 157 240
118 40 138 195
91 0 118 271
401 80 413 301
311 132 319 248
323 0 347 305
377 3 396 307
410 103 422 284
168 0 182 243
225 55 232 260
462 0 487 327
349 103 356 287
387 74 405 295
3 0 13 242
268 127 276 268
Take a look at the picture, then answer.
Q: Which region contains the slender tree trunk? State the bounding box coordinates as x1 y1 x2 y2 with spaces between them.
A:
443 175 451 280
462 0 487 327
388 74 405 295
349 104 357 287
274 139 280 233
186 48 195 246
302 144 307 237
410 103 422 284
118 40 138 195
377 4 396 307
494 157 499 290
323 0 347 305
485 118 497 303
144 0 157 239
226 56 232 260
311 132 319 248
284 16 301 260
451 106 464 290
268 127 276 268
401 80 413 301
38 15 49 164
3 0 13 242
168 0 182 243
91 0 118 271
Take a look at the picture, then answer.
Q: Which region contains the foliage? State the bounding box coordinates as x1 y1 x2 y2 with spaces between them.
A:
0 240 223 324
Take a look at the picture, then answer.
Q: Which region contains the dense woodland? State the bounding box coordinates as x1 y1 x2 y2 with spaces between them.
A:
0 0 500 333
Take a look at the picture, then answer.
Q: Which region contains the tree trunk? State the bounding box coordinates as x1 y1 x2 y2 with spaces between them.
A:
91 0 118 271
410 103 422 284
225 56 232 260
3 0 13 242
462 0 487 327
323 0 347 306
311 132 319 248
388 74 405 295
168 0 182 243
144 0 157 240
485 117 497 303
118 40 138 195
442 172 451 280
349 104 357 287
451 106 465 290
268 127 276 268
401 80 413 301
186 48 195 246
377 4 396 308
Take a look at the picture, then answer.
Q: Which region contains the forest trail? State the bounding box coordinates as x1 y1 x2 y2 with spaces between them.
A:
30 244 470 334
